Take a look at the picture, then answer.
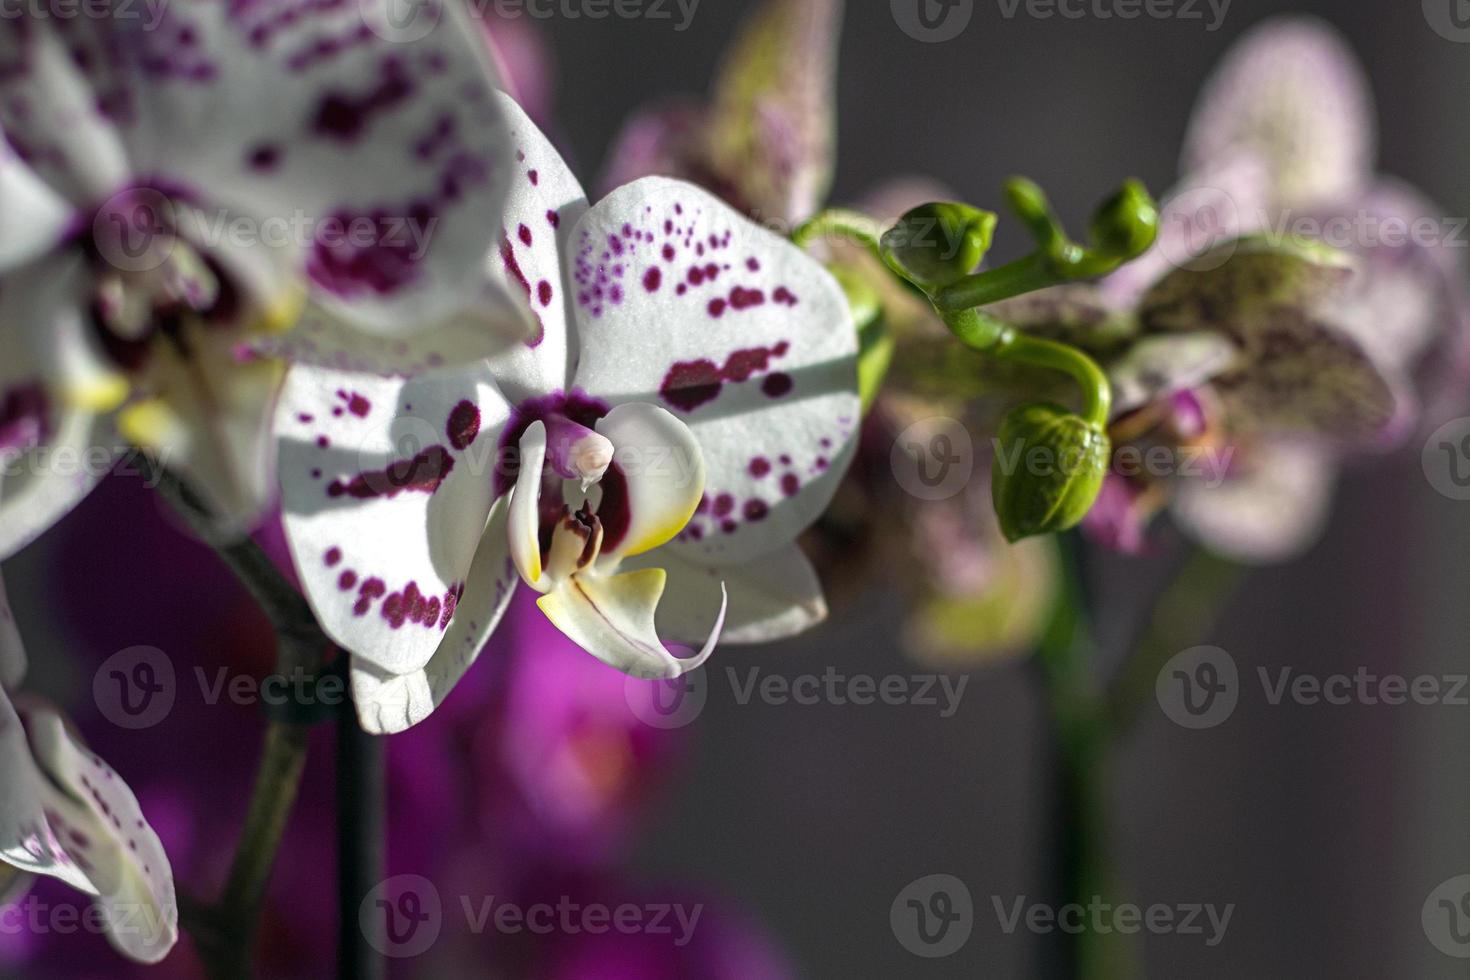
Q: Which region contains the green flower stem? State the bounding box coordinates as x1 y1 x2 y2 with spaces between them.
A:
791 208 884 259
1104 547 1246 732
933 249 1123 313
1035 533 1125 980
146 460 332 980
1037 538 1245 980
991 330 1112 428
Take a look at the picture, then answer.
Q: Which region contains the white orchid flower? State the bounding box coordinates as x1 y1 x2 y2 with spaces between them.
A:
277 95 860 734
0 0 532 555
0 569 177 963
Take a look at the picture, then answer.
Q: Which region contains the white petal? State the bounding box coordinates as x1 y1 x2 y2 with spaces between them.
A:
0 18 132 204
277 362 509 677
0 254 128 414
0 565 26 690
507 420 548 589
257 302 532 379
483 93 590 401
592 402 705 568
0 690 90 894
2 1 527 342
0 409 113 561
0 141 68 268
1182 16 1374 208
567 177 860 567
537 568 725 679
22 705 178 963
1170 442 1335 563
624 542 826 645
351 496 520 734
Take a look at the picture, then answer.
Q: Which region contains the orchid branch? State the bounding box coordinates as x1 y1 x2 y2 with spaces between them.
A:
143 458 333 980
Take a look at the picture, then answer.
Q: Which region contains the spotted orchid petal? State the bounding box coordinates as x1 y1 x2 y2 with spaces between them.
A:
351 496 519 735
0 0 528 348
276 362 509 681
1210 309 1400 444
0 268 118 560
1 692 178 963
1182 16 1374 210
23 704 177 962
538 568 726 680
1107 333 1239 417
1170 441 1335 563
483 94 590 402
624 542 826 645
1138 236 1357 339
568 177 860 567
1311 180 1468 375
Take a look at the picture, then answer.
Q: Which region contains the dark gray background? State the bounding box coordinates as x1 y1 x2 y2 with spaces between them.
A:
524 1 1470 977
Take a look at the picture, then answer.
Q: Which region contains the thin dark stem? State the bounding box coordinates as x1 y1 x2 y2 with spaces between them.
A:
337 704 386 980
143 458 333 979
1034 533 1114 980
1035 534 1245 980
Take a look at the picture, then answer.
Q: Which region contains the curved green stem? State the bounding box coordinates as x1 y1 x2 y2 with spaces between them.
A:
792 207 884 259
993 331 1112 427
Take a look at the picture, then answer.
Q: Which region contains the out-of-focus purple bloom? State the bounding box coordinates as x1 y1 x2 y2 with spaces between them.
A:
599 0 841 226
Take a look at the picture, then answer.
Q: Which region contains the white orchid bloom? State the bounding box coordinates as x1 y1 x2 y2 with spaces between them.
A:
278 96 860 734
0 569 177 963
0 0 532 555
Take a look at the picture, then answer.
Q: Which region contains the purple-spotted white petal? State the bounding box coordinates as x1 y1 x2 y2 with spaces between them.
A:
276 362 509 679
568 177 860 567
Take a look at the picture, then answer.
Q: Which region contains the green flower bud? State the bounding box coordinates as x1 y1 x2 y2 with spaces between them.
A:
880 202 996 293
991 403 1111 543
1090 179 1159 260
